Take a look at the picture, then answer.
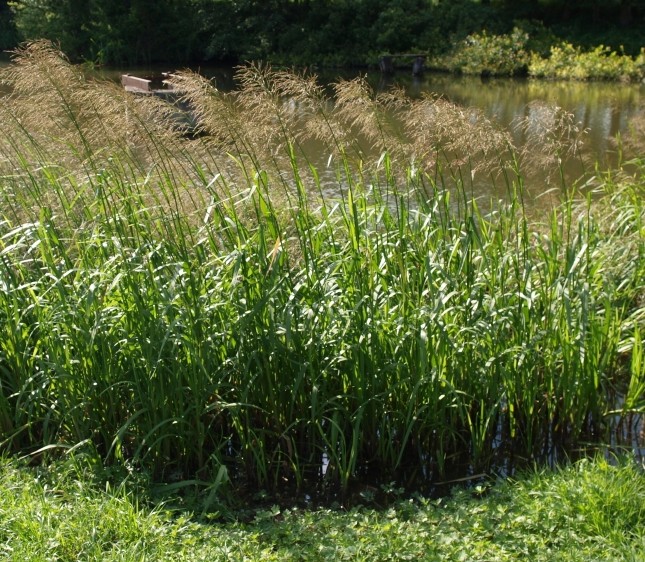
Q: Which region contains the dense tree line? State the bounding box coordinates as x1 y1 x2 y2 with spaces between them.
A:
2 0 644 65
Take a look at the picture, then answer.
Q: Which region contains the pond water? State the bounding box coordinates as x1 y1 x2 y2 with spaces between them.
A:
3 55 644 203
96 65 644 204
384 72 644 157
375 72 644 204
102 65 645 156
4 55 643 171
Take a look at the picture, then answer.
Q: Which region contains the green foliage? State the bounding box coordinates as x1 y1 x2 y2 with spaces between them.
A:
0 44 644 505
529 42 645 81
435 27 530 76
0 1 18 50
373 1 432 54
9 0 92 59
9 0 208 63
1 455 644 560
431 25 645 80
87 0 208 64
201 0 284 63
3 0 645 71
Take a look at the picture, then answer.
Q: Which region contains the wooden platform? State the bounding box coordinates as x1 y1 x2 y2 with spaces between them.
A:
121 73 177 96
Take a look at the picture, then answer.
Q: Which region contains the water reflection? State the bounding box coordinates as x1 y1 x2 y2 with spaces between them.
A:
261 70 640 204
95 65 644 160
34 62 645 200
374 72 644 164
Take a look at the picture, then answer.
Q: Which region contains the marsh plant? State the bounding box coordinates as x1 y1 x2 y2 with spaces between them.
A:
0 42 643 504
436 27 531 77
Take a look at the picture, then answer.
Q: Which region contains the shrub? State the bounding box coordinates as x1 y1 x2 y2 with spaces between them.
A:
529 43 645 82
434 27 530 76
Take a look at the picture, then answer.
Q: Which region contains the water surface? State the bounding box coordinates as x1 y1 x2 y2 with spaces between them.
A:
136 67 644 199
100 64 645 164
12 58 645 201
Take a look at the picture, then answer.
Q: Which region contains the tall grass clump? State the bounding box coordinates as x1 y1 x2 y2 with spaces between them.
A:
0 41 643 505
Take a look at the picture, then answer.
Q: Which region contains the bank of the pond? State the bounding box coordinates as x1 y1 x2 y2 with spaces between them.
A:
1 455 643 561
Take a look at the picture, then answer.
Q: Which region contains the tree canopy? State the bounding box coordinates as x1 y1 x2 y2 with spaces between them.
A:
4 0 644 65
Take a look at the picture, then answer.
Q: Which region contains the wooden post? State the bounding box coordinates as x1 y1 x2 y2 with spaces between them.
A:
412 56 425 76
379 54 426 75
379 56 394 74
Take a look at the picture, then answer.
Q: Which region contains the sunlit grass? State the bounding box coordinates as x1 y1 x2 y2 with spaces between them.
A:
0 455 643 561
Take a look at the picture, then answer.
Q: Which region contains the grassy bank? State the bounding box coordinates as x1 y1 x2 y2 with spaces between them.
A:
1 455 644 560
0 42 644 507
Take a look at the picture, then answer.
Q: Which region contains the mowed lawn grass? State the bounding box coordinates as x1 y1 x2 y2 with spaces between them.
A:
1 455 644 561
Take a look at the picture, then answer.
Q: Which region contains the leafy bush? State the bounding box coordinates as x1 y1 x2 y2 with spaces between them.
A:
434 28 530 76
529 43 645 82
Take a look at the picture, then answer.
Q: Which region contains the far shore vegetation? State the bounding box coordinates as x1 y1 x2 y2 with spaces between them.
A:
1 1 645 81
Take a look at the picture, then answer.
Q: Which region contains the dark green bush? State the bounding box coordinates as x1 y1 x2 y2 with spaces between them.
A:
5 0 645 69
